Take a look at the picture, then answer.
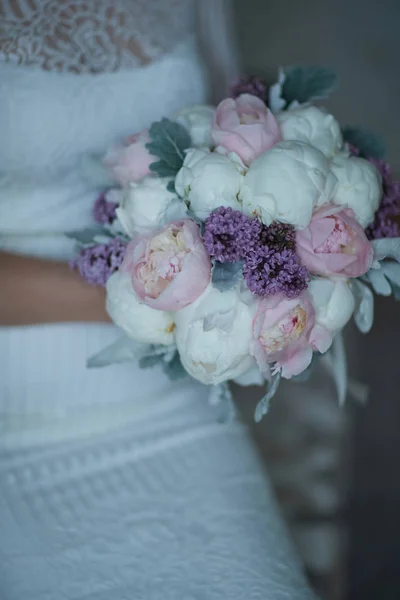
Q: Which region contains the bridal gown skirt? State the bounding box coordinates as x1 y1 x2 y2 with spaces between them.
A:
0 322 314 599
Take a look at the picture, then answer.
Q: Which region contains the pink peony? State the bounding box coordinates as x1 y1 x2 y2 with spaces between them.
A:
104 129 155 186
211 93 281 165
296 205 374 278
251 293 332 379
121 220 212 312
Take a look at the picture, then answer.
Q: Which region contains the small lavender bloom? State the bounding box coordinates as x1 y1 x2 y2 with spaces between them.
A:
93 192 118 225
259 222 296 250
244 246 310 299
349 146 400 240
366 158 400 240
231 75 267 102
203 207 262 262
71 238 127 286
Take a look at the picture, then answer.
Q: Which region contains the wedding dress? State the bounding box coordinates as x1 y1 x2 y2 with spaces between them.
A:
0 1 314 598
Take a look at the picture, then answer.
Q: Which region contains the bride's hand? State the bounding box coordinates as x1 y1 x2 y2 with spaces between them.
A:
0 252 111 326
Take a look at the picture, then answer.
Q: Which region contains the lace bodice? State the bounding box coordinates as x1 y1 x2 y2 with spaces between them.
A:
0 0 208 260
0 0 196 73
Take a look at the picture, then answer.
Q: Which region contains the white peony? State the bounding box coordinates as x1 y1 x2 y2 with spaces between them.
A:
106 271 175 345
329 154 382 227
308 278 355 333
173 104 216 147
240 141 338 229
175 148 245 220
115 176 185 236
277 105 343 158
175 285 256 385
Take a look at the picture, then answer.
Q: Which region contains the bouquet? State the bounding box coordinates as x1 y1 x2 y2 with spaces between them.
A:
70 67 400 421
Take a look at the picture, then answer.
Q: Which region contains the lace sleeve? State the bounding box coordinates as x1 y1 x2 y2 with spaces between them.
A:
0 0 197 73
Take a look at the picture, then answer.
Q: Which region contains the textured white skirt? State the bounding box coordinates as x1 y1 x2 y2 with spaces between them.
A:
0 322 314 599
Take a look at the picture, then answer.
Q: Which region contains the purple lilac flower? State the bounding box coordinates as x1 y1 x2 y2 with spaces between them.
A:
366 158 400 240
203 207 262 262
244 246 310 299
93 192 118 225
231 75 267 102
349 146 400 240
259 222 296 250
71 238 127 286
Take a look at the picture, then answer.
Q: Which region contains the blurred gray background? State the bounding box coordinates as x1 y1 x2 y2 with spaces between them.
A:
232 1 400 599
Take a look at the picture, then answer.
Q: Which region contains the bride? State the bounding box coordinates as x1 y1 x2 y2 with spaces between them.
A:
0 1 314 597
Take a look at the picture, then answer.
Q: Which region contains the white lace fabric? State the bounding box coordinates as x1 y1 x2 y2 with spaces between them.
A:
0 0 196 73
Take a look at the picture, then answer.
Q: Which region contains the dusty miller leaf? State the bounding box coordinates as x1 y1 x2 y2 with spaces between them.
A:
321 334 348 406
381 262 400 286
268 68 286 114
392 283 400 301
146 118 191 178
371 238 400 263
212 261 244 292
66 226 113 246
208 383 235 423
352 279 374 334
342 126 386 159
138 344 175 369
364 258 400 298
139 345 187 382
254 370 281 423
282 66 337 105
163 352 188 381
166 180 176 193
87 336 147 368
331 333 347 406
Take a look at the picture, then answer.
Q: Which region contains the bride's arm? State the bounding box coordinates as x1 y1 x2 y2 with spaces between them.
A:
0 252 110 326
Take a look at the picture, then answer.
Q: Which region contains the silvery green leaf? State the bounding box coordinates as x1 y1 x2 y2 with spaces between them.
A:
254 370 281 423
66 226 113 246
166 180 176 193
139 344 185 381
342 126 386 159
81 154 115 187
282 66 337 105
139 354 165 369
212 261 244 292
392 283 400 301
348 378 369 405
352 279 374 333
162 352 188 381
268 68 286 113
139 344 175 363
366 267 392 296
324 333 347 406
380 261 400 287
203 307 236 333
146 118 191 178
87 336 147 368
371 237 400 262
209 382 235 423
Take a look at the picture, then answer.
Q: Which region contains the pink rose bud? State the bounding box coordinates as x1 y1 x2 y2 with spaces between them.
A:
121 220 212 312
296 205 374 278
251 293 332 379
104 129 155 186
211 93 281 165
